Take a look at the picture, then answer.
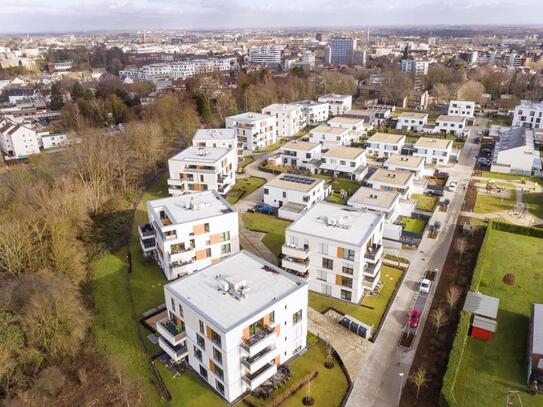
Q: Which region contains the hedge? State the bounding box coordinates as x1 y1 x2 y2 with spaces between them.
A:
491 221 543 239
383 253 411 265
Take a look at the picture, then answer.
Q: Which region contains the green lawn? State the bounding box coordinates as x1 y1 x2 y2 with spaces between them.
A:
411 193 438 212
474 191 517 214
244 334 349 407
309 266 403 330
522 192 543 219
326 192 347 205
399 216 428 234
453 229 543 407
238 155 254 171
226 177 266 204
314 175 360 195
255 140 286 152
241 212 291 256
479 171 541 184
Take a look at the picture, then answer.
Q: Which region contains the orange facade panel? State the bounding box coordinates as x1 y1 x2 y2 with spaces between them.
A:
335 274 342 285
193 224 206 235
337 247 344 259
196 249 208 260
210 233 222 244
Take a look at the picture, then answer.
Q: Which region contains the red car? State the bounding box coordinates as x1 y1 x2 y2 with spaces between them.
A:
409 310 421 329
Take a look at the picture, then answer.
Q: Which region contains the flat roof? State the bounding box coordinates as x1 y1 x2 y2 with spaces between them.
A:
318 94 351 101
165 251 307 331
463 291 500 319
263 103 301 112
367 132 405 144
266 173 323 193
368 168 413 186
193 128 236 141
384 154 424 169
287 201 383 246
414 137 452 150
323 146 365 160
310 124 348 135
398 112 428 120
281 140 320 152
227 112 273 122
347 186 399 210
327 116 364 126
169 146 231 163
437 114 466 123
148 190 235 225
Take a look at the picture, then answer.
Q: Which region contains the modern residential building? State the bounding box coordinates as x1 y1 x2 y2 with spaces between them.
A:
328 37 357 65
262 103 306 138
327 116 366 133
294 100 329 125
400 59 430 75
139 191 240 280
413 137 453 164
347 186 400 224
308 124 354 150
512 101 543 129
396 112 428 131
249 45 283 65
225 113 276 153
167 147 237 196
491 127 542 176
39 132 68 150
366 168 414 199
157 250 308 403
365 132 406 159
319 146 368 181
317 94 352 116
434 115 467 137
192 128 242 161
263 173 330 211
282 201 385 300
383 154 425 179
0 116 40 159
279 140 322 171
448 100 475 119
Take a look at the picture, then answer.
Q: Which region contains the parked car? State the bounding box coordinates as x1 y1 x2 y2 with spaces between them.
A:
474 137 481 144
441 198 451 206
433 221 442 233
409 309 421 328
433 169 449 178
425 189 444 197
419 279 432 294
448 182 457 192
254 203 275 215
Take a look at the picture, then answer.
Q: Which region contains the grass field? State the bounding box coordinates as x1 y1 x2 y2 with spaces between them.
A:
399 216 428 234
522 192 543 219
411 193 438 212
326 192 347 205
241 212 292 256
452 229 543 407
238 156 254 171
226 176 266 204
309 266 403 330
479 171 541 185
314 175 360 195
243 334 349 407
474 191 516 214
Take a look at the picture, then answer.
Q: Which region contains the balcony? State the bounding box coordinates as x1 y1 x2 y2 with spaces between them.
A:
169 247 194 263
242 362 278 390
241 346 278 374
364 258 382 277
140 237 156 253
158 337 188 362
282 257 309 275
281 244 309 260
170 260 195 277
362 270 381 290
240 326 276 357
364 244 383 263
156 317 186 346
167 178 184 186
139 223 154 240
217 174 230 184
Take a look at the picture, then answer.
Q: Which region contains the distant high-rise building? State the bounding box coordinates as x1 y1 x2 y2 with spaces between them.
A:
329 37 357 65
316 32 322 42
248 45 282 65
323 45 331 65
428 37 437 46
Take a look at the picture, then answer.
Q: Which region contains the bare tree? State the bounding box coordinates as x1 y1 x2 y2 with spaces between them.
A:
431 308 448 335
446 286 462 312
409 367 428 399
457 80 485 104
455 238 467 265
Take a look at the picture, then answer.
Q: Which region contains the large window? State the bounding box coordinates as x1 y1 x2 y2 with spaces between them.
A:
199 365 208 380
193 346 202 361
199 320 204 334
213 347 223 365
342 266 353 275
340 290 352 301
210 329 222 347
322 257 333 270
342 249 355 261
269 311 275 324
221 243 231 255
216 380 225 395
292 310 303 325
339 276 353 288
249 318 265 336
317 270 327 281
196 333 205 350
214 365 224 381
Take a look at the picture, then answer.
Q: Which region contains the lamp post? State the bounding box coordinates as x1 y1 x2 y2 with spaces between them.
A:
398 372 405 406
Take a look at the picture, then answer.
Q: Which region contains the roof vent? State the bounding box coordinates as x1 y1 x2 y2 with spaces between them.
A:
196 148 208 156
218 280 229 292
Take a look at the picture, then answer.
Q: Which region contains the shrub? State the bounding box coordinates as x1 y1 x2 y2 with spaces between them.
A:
503 273 516 286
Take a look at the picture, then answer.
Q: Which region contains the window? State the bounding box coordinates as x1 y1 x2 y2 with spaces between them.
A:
216 380 225 395
342 266 353 275
199 320 204 334
322 257 333 270
340 160 346 165
178 304 184 317
213 347 223 365
317 270 327 281
343 249 355 261
193 346 202 361
350 161 356 167
196 333 205 350
340 290 352 301
204 223 210 232
214 365 224 380
269 311 275 324
199 365 208 380
171 298 175 310
292 309 303 325
282 192 287 198
264 188 269 195
318 243 328 255
210 329 222 347
339 276 353 288
221 243 231 255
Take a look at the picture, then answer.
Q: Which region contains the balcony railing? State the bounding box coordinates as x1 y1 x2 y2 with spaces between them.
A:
240 325 275 353
156 317 186 345
281 244 309 259
158 337 188 362
242 362 277 389
139 223 154 239
241 346 275 370
364 244 382 262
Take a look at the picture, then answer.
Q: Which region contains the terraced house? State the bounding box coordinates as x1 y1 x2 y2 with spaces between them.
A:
157 251 308 403
139 191 240 280
365 132 406 159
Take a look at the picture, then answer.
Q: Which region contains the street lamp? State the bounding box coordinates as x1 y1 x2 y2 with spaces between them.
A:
398 372 405 406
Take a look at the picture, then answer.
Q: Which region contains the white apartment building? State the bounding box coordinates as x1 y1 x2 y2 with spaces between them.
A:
0 116 40 159
327 116 366 133
400 59 430 75
413 137 453 164
347 187 400 224
282 201 385 300
158 251 308 403
383 154 425 179
434 115 467 137
448 100 475 119
249 45 283 65
192 128 242 160
367 168 414 200
365 132 406 159
308 124 355 150
319 146 368 181
294 100 329 125
491 128 542 176
318 94 353 116
139 191 240 280
279 140 322 171
40 132 68 150
262 103 306 138
167 147 237 196
396 112 428 131
512 101 543 129
225 113 276 153
263 173 330 212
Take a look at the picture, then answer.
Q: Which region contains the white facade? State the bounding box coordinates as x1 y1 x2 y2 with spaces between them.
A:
327 116 366 132
448 100 475 119
367 168 414 200
413 137 453 164
167 147 237 196
347 187 401 224
283 201 385 300
396 112 428 131
263 174 330 209
158 251 308 403
400 59 430 75
279 140 322 171
140 191 240 280
294 100 329 125
383 154 425 180
434 115 467 137
491 128 541 175
0 117 40 159
365 132 406 159
40 132 68 149
249 45 283 65
319 146 368 181
225 113 276 153
262 103 305 138
512 101 543 129
318 94 352 116
192 128 241 160
308 124 355 150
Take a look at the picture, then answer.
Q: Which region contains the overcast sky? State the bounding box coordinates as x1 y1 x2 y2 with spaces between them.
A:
1 0 543 33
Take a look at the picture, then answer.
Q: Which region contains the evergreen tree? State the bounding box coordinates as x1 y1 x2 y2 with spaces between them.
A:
50 82 64 111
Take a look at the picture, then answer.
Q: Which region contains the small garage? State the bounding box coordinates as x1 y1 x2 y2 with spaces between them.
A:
463 291 499 341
